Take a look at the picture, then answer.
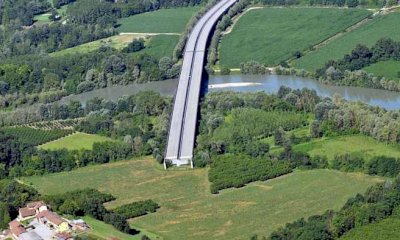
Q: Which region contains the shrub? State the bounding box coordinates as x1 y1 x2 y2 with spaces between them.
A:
113 199 160 219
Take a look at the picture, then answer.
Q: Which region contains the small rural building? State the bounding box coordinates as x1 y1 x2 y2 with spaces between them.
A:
71 219 89 231
36 211 70 232
54 232 73 240
26 201 48 213
18 231 43 240
18 201 48 220
8 220 26 239
18 208 36 220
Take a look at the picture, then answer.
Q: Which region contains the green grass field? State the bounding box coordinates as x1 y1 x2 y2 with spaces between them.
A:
82 216 161 240
132 35 179 59
340 217 400 240
50 34 178 58
33 13 51 25
294 135 400 161
22 157 382 240
218 7 371 68
363 60 400 82
294 12 400 71
50 34 148 57
117 6 200 33
38 132 114 150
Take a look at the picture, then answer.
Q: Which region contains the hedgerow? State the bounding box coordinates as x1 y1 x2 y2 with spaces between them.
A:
208 154 293 194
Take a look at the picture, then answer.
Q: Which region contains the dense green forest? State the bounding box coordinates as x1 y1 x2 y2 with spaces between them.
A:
0 0 203 110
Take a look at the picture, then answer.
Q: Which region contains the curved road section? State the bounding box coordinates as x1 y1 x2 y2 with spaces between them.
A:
165 0 237 167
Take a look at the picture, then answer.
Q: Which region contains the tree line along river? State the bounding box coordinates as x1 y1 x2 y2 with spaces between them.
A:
59 74 400 110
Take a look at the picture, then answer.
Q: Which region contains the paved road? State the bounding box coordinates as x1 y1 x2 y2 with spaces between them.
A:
165 0 237 167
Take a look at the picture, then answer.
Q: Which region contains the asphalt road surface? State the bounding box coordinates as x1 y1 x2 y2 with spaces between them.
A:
165 0 237 167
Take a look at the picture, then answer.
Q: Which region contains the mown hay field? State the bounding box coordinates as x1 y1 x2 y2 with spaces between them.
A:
23 157 382 240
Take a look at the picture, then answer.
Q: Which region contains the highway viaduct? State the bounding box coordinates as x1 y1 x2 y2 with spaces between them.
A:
164 0 237 167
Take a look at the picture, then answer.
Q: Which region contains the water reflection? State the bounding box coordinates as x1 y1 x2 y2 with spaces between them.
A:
59 74 400 110
59 80 178 106
208 74 400 110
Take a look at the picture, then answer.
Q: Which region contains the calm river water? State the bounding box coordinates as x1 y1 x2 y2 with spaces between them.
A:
60 74 400 110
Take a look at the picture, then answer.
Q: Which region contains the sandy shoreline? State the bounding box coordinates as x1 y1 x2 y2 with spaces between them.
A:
208 82 262 88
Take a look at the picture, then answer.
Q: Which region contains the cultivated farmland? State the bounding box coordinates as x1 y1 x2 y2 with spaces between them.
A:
218 7 371 68
133 35 180 59
2 127 73 146
294 12 400 71
117 6 200 33
22 157 383 240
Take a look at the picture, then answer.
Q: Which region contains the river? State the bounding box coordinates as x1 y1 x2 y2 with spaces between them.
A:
59 74 400 110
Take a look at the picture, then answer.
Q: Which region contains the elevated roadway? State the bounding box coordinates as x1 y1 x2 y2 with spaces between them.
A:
165 0 237 167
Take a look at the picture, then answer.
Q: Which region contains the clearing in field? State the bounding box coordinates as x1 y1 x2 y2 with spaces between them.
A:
363 60 400 82
294 12 400 71
117 6 200 33
293 135 400 161
218 7 371 68
38 132 115 151
22 157 382 240
340 216 400 240
33 5 69 26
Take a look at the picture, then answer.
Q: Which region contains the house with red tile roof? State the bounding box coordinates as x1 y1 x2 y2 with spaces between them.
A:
18 201 48 221
18 208 36 220
36 210 70 232
8 220 26 239
54 232 73 240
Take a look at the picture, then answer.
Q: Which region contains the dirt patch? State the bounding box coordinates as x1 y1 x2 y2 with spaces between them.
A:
213 220 233 237
234 201 257 209
252 183 274 190
160 220 181 228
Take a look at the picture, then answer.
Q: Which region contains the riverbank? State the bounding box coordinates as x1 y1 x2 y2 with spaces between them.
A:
57 74 400 110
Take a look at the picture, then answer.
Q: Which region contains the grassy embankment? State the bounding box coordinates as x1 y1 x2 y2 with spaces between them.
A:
38 132 115 150
22 157 382 240
363 60 400 82
294 12 400 71
218 7 371 68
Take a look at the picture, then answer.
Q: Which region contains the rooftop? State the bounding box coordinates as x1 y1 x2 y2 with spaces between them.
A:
37 210 65 226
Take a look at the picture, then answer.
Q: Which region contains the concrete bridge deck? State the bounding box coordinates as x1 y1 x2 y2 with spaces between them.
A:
165 0 237 167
